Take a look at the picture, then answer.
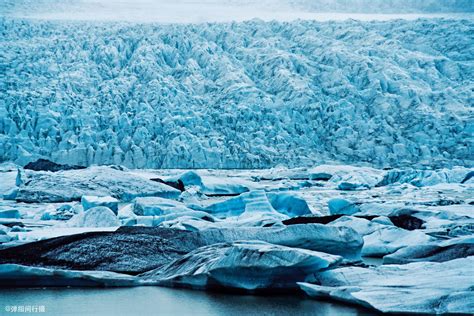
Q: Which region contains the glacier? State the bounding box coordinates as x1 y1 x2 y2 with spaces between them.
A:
1 17 473 169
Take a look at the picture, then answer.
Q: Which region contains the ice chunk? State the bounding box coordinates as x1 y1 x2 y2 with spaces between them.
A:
362 226 434 257
205 190 276 217
328 199 360 215
267 193 312 217
165 171 252 196
133 197 193 216
67 206 120 228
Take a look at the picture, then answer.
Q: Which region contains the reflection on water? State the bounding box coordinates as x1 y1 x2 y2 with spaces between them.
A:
0 286 377 316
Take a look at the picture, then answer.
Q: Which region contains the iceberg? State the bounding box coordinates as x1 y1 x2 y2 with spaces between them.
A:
141 241 342 292
14 166 180 203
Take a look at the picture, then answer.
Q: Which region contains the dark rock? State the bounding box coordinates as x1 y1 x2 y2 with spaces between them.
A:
150 178 185 191
24 159 85 172
461 170 474 184
283 214 377 226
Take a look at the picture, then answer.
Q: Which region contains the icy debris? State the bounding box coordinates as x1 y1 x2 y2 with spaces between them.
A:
299 257 474 314
0 264 137 287
82 196 119 214
14 166 180 203
142 241 342 291
133 197 193 216
41 204 77 221
67 206 120 228
1 18 472 169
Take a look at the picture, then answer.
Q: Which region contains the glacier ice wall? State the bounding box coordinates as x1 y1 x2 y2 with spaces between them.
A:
0 18 473 169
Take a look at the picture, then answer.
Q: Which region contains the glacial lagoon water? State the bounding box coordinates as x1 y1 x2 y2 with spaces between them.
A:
0 287 378 316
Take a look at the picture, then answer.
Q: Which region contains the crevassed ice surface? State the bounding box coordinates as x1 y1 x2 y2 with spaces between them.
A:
1 16 473 168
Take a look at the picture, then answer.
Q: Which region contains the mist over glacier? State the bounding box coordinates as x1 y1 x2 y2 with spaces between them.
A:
2 0 473 23
1 17 473 169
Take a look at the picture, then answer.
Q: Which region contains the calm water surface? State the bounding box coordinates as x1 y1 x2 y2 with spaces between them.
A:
0 286 378 316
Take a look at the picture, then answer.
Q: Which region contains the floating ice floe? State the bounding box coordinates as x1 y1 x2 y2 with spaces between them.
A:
142 241 342 292
0 264 137 287
299 256 474 314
